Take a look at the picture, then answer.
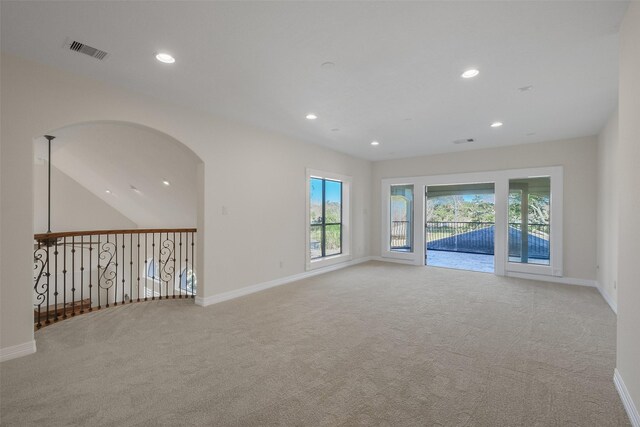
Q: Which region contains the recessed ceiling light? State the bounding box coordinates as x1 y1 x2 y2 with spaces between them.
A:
461 69 479 79
105 189 111 194
162 180 171 186
371 141 380 146
155 52 175 64
330 128 340 132
490 122 503 128
518 85 534 92
306 113 318 120
321 61 335 69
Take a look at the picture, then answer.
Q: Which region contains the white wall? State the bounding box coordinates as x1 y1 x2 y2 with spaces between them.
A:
34 163 137 232
40 122 201 228
616 1 640 421
0 53 372 353
371 136 598 281
596 110 619 310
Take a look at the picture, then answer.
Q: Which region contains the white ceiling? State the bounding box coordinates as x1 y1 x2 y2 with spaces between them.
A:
34 122 200 228
2 1 628 161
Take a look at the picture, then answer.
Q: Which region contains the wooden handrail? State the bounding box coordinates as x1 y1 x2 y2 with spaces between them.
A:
34 228 197 240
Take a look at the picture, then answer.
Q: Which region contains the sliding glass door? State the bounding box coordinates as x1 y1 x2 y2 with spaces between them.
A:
425 183 495 273
381 166 562 277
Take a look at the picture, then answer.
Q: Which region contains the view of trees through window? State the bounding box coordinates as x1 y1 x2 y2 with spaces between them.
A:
426 194 495 223
310 177 342 259
508 177 551 264
390 185 414 251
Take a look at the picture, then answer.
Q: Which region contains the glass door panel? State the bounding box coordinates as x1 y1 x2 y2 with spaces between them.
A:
508 177 551 265
390 185 414 252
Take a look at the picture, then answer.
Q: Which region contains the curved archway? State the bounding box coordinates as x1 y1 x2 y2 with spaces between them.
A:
31 120 205 317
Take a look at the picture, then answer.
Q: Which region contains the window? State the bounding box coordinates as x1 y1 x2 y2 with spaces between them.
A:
508 177 551 266
390 185 414 252
310 177 342 259
306 169 351 270
380 166 562 275
178 268 197 293
145 258 159 281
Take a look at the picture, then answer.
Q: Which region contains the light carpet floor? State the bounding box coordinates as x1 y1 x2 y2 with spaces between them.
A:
0 261 630 426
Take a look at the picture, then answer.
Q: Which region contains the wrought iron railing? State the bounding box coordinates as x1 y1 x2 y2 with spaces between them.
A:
507 223 550 260
391 220 411 249
426 221 495 254
424 221 550 259
33 228 196 329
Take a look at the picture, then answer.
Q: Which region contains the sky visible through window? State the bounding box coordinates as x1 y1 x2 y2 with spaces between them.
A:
310 179 341 208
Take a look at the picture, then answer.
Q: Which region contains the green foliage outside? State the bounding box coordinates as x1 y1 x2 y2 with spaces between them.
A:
508 192 550 225
426 195 495 223
309 201 342 256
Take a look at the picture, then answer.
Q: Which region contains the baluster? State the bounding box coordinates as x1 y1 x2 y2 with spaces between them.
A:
71 236 76 316
191 231 195 298
185 232 189 297
97 234 101 309
144 233 148 301
80 236 85 314
152 233 155 300
63 236 67 319
34 241 44 329
173 232 176 299
179 232 183 298
166 233 170 298
137 234 141 302
121 233 125 304
161 232 165 299
36 242 43 329
105 235 110 309
54 239 59 321
114 233 118 306
130 234 133 303
88 236 93 312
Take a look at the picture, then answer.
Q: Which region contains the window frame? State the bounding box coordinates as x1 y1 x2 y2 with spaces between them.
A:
310 177 343 259
306 169 352 270
389 184 415 253
380 166 563 277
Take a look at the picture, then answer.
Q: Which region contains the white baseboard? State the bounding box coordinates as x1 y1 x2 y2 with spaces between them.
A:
0 340 36 362
195 256 374 307
370 256 416 265
505 271 597 287
597 283 617 314
615 368 640 427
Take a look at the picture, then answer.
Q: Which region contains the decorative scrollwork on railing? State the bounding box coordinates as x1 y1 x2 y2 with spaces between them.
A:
33 245 49 327
98 241 117 291
32 228 196 328
160 236 176 291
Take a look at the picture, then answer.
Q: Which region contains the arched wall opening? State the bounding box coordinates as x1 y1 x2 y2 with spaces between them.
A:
33 120 203 232
31 120 206 310
33 120 204 304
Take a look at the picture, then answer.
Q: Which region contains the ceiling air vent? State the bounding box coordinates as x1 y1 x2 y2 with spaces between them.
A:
452 138 475 145
66 39 109 60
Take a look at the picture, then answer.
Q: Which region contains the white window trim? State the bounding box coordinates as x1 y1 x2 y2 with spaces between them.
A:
380 166 563 277
306 168 352 271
